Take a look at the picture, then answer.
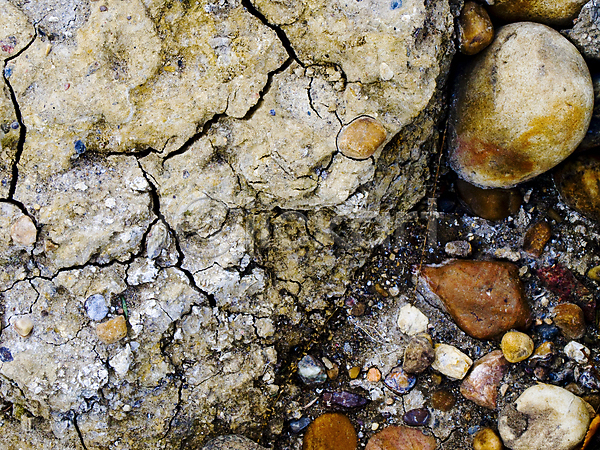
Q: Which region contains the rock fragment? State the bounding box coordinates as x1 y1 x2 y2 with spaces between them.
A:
96 315 127 344
10 216 36 246
444 240 472 258
460 350 508 409
564 341 590 364
501 331 534 363
367 367 381 382
431 344 473 380
202 435 266 450
523 221 551 257
473 428 503 450
13 317 33 337
458 2 494 55
298 355 327 385
430 390 455 412
397 304 429 336
85 294 109 322
554 152 600 224
553 303 586 340
322 391 369 409
488 0 587 26
419 260 531 339
365 425 436 450
403 334 435 374
302 413 357 450
456 179 522 221
337 116 387 160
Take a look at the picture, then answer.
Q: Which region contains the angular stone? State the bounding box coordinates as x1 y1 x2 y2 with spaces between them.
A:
298 355 327 385
566 3 600 60
337 116 387 160
523 221 552 257
501 331 534 363
397 304 429 336
488 0 587 26
419 260 532 339
564 341 590 364
10 216 36 246
403 408 430 427
365 426 436 450
302 413 357 450
13 317 33 338
456 179 522 221
431 344 473 380
96 316 127 345
458 2 494 56
449 22 593 188
553 303 586 340
460 350 508 409
554 152 600 224
403 334 435 374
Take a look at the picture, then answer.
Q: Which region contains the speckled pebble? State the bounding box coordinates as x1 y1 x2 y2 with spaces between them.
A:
96 315 128 344
430 390 456 412
403 334 435 374
298 355 327 385
202 435 266 450
460 350 508 409
501 331 534 363
85 294 109 322
10 215 37 246
473 428 503 450
337 116 387 160
397 304 429 336
444 240 472 258
302 413 357 450
553 303 586 340
365 425 436 450
383 366 416 395
431 344 473 380
458 1 494 55
13 317 34 337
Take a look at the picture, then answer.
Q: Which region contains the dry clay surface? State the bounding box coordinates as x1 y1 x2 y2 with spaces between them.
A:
0 0 456 448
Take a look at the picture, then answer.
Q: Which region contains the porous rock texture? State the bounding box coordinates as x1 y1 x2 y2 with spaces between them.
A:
0 0 457 448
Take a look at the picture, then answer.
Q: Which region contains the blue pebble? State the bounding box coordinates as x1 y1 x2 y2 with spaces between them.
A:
290 417 311 433
391 0 402 10
3 67 12 78
0 347 13 362
535 324 559 341
85 294 109 321
269 109 276 116
74 139 86 155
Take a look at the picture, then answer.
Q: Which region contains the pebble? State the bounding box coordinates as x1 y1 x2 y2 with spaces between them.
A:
564 341 590 364
403 334 435 374
10 215 37 246
365 426 436 450
473 428 503 450
322 391 369 409
488 0 587 26
523 221 551 257
367 367 381 382
553 303 586 340
290 417 311 434
588 265 600 282
500 331 534 363
298 355 327 385
534 324 560 341
458 1 494 55
460 350 508 409
456 179 522 221
396 304 429 336
403 408 430 427
498 384 591 450
448 22 593 188
554 152 600 224
419 260 532 339
96 316 128 344
337 116 387 160
302 413 357 450
383 367 416 395
348 366 360 379
13 317 34 337
85 294 109 322
430 390 455 412
431 344 473 380
202 435 266 450
444 240 472 258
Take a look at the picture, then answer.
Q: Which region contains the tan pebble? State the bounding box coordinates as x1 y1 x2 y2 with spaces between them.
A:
367 367 381 382
458 1 494 56
588 265 600 282
10 216 37 246
501 331 534 363
327 366 339 380
96 316 127 344
348 366 361 379
473 428 503 450
553 303 586 340
302 413 357 450
523 221 552 257
14 317 34 337
337 116 387 160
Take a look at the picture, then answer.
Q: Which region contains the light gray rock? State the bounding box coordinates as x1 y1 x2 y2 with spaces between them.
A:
202 435 266 450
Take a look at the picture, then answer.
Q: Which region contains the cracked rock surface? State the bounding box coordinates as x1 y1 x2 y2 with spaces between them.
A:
0 0 457 448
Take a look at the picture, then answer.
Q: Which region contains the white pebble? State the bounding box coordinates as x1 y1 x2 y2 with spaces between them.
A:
564 341 589 364
397 304 429 336
14 316 34 337
431 344 473 380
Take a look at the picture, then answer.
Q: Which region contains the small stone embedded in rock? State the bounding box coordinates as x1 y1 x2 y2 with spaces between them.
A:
564 341 590 364
13 317 34 337
337 116 387 160
523 221 552 257
365 425 436 450
501 331 534 363
430 390 456 412
302 413 357 450
460 350 509 409
419 260 532 339
444 240 472 258
449 23 593 188
383 367 416 395
322 391 369 409
348 366 360 379
298 355 327 385
431 344 473 380
456 179 522 221
498 384 591 450
588 265 600 282
488 0 587 27
85 294 109 322
96 315 128 345
458 1 494 56
473 428 503 450
554 152 600 224
0 347 13 362
397 304 429 336
553 303 586 340
403 408 430 427
367 367 381 382
10 215 37 246
202 435 266 450
403 334 435 374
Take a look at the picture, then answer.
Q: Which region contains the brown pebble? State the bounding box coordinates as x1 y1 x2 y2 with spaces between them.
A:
419 260 531 340
458 1 494 56
365 425 436 450
96 315 127 344
367 367 381 382
337 116 387 160
430 390 455 412
348 366 361 379
523 221 552 257
488 0 587 27
554 152 600 224
582 394 600 412
456 179 522 221
403 334 435 374
302 413 357 450
431 374 442 386
350 302 366 317
374 283 389 297
473 427 503 450
10 216 37 246
553 303 586 340
327 366 339 381
460 350 508 409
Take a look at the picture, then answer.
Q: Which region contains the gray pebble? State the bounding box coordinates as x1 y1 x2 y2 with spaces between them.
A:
297 355 327 385
85 294 108 321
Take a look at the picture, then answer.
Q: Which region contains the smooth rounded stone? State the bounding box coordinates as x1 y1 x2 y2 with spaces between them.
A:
430 390 456 412
85 294 109 322
348 366 360 379
564 341 590 364
337 116 387 160
458 2 494 56
448 23 593 188
297 355 327 385
419 260 532 340
488 0 587 26
397 304 429 336
498 384 591 450
523 221 552 257
367 367 381 382
554 152 600 224
322 391 369 409
365 425 436 450
96 315 127 345
456 179 522 221
553 303 586 340
444 240 472 258
9 215 37 246
460 350 509 409
302 413 357 450
403 408 430 427
383 366 417 395
403 334 435 374
588 265 600 282
473 428 503 450
202 435 266 450
13 316 34 337
431 344 473 380
501 331 534 363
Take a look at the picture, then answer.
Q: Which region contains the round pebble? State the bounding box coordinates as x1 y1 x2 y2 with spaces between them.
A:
458 1 494 55
10 215 37 246
501 331 534 363
403 408 430 427
489 0 587 26
85 294 109 322
297 355 327 385
96 315 128 345
552 303 586 340
367 367 381 382
449 22 593 188
473 428 503 450
430 390 456 412
337 116 387 160
302 413 357 450
13 317 34 337
365 425 436 450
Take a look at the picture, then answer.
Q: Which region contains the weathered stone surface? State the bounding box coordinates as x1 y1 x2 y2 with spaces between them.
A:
554 152 600 224
0 202 34 291
458 2 494 55
488 0 587 26
203 435 266 450
419 260 532 340
449 22 593 188
565 1 600 60
460 350 508 409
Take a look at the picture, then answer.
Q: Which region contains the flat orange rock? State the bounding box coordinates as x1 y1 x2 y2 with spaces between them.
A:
302 413 357 450
365 426 436 450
